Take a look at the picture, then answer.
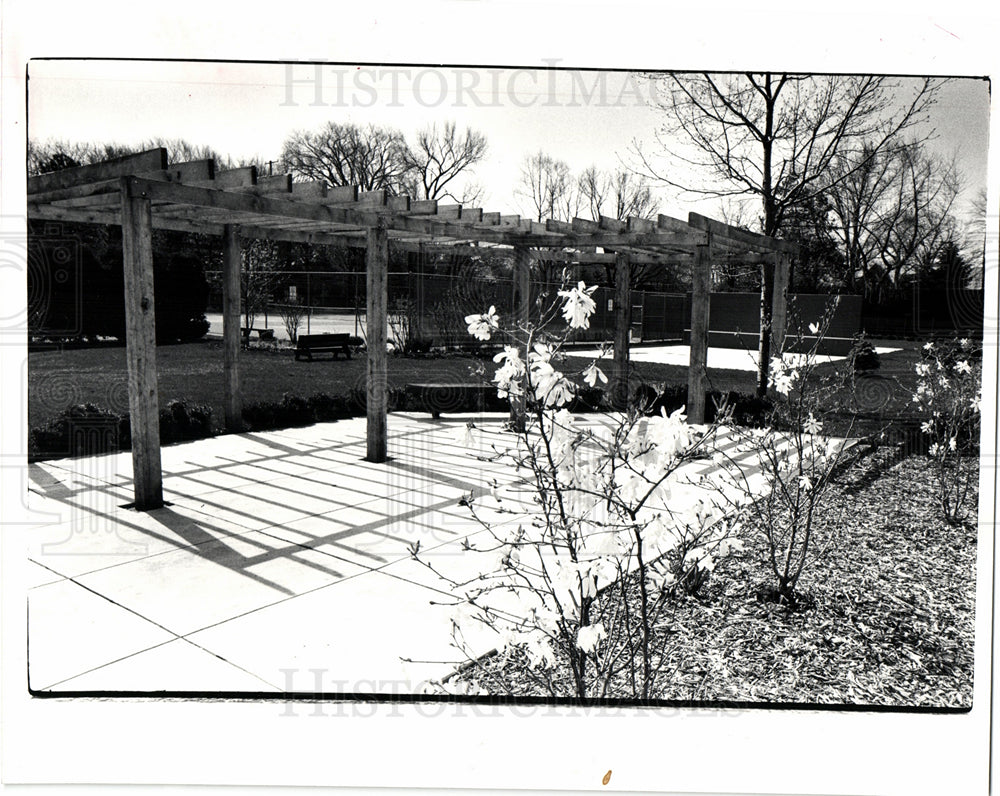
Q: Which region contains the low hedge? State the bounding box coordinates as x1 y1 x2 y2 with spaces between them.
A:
28 383 772 461
631 383 773 427
30 399 214 460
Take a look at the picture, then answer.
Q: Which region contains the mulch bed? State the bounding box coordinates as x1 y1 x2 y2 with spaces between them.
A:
455 448 979 708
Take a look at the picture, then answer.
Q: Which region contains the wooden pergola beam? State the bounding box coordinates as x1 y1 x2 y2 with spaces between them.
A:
366 218 389 463
687 235 713 425
39 175 769 254
688 211 799 255
29 149 168 194
222 224 243 433
119 177 163 510
771 252 792 353
41 160 217 207
511 245 531 430
613 251 631 410
756 252 778 396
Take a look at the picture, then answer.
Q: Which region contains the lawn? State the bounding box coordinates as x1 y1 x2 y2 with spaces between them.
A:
28 341 483 430
27 337 927 449
28 339 764 431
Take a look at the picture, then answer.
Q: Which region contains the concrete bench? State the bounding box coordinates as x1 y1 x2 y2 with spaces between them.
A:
405 382 492 418
242 327 275 342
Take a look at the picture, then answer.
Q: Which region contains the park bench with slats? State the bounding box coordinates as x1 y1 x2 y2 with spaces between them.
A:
295 333 352 361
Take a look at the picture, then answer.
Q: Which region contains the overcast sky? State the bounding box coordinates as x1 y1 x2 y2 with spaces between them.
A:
27 59 991 223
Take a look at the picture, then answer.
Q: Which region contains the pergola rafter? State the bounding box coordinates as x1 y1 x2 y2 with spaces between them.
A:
28 148 798 510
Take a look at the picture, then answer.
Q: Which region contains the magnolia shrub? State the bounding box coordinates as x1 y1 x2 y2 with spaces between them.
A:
913 338 982 525
415 275 735 699
713 300 852 604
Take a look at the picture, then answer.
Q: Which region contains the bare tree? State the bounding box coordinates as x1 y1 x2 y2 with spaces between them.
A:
577 166 657 222
516 151 574 222
826 140 963 301
634 73 942 392
403 122 488 202
240 240 286 333
577 165 661 289
962 187 988 285
280 122 414 193
636 74 940 237
456 180 487 207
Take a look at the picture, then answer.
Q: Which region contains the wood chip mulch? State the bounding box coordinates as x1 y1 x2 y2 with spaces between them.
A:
456 449 979 708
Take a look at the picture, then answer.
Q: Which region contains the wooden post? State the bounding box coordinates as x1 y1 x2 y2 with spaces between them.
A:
613 251 631 410
687 238 712 424
510 245 531 429
222 224 243 433
771 252 791 355
756 254 777 397
120 177 163 510
366 218 389 462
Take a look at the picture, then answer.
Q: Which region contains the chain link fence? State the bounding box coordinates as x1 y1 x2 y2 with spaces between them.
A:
204 269 690 348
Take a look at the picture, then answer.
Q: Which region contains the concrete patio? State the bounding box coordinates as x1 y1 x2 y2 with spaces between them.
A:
26 412 772 697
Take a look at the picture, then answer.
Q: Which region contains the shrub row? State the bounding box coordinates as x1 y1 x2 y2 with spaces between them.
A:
632 384 773 427
30 400 214 460
29 383 773 461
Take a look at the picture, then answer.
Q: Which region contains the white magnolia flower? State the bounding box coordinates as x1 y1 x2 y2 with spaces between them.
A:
798 475 813 491
808 322 820 335
530 341 554 361
557 281 598 329
960 338 971 349
954 360 972 375
915 362 931 377
920 420 934 434
773 371 795 395
576 622 607 654
683 546 716 572
928 442 941 457
582 361 607 387
497 544 520 569
784 353 809 370
493 345 521 366
647 566 676 592
526 347 574 406
645 406 692 458
492 346 526 398
923 341 935 352
465 306 499 340
535 372 575 407
949 437 957 452
803 413 822 435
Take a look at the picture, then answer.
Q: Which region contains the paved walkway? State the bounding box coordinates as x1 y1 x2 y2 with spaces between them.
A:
572 343 901 372
26 412 778 697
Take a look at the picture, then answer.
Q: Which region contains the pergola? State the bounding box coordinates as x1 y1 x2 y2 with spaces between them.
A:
28 148 797 510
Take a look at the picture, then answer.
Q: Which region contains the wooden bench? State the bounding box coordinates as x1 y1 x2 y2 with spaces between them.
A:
295 332 352 361
406 382 493 418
